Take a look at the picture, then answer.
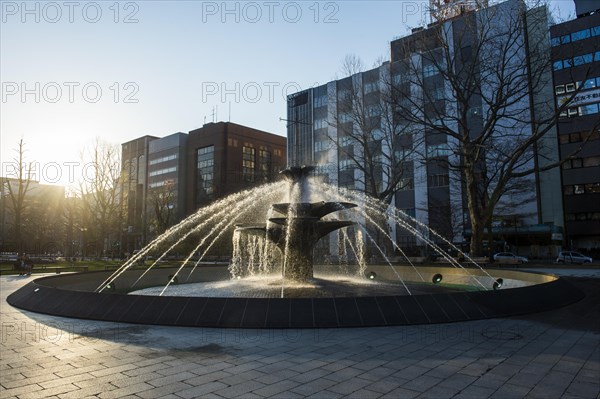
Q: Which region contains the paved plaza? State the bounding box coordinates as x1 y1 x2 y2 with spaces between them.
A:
1 272 599 399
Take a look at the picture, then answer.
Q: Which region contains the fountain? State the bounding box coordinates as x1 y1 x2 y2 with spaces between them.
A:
6 166 584 328
236 166 356 282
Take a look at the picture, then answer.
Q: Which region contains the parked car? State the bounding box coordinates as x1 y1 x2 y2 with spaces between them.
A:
493 252 528 264
556 251 593 264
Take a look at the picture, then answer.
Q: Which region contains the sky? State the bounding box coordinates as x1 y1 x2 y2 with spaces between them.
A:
0 0 576 187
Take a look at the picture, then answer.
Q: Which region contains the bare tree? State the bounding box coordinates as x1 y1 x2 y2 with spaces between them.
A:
388 0 598 256
2 139 34 253
147 179 176 236
330 55 420 205
79 139 123 258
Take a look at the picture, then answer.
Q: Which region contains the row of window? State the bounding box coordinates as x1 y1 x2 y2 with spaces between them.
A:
427 143 452 158
562 156 600 170
314 118 327 130
339 159 354 171
397 177 414 191
364 81 379 94
149 166 176 177
196 145 214 198
197 146 214 156
559 130 600 144
428 174 450 187
555 76 600 95
565 212 600 222
564 183 600 195
314 140 330 152
553 51 600 71
423 64 438 78
197 159 214 169
149 178 177 189
242 146 255 182
149 154 177 166
551 25 600 47
560 102 600 118
314 95 328 108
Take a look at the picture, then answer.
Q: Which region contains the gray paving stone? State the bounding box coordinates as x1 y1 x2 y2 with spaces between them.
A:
212 380 267 398
15 383 80 399
251 379 302 397
402 375 443 393
565 381 600 398
173 381 228 398
136 381 193 399
290 377 338 396
491 383 531 398
1 276 599 399
56 382 117 398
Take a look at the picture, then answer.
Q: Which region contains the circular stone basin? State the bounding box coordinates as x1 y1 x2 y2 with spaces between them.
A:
130 275 464 298
6 266 585 329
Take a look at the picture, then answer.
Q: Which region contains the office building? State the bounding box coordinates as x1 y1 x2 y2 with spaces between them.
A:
122 122 286 248
550 3 600 253
287 0 564 257
186 122 287 213
121 135 158 253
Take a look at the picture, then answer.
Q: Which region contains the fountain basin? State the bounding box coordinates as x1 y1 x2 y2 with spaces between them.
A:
7 266 583 328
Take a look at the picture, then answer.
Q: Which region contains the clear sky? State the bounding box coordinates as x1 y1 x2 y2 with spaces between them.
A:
1 0 575 187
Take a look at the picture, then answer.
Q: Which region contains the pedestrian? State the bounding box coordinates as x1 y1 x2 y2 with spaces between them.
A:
14 253 24 276
23 254 33 276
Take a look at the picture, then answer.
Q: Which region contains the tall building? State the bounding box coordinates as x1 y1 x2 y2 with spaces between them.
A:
186 122 287 213
121 135 158 253
147 133 188 236
122 122 286 248
550 3 600 253
287 0 563 257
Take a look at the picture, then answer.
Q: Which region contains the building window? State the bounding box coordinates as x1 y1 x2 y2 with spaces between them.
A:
242 146 255 182
339 136 353 147
428 174 449 187
258 149 271 181
149 154 178 166
427 143 451 158
583 156 600 168
339 159 354 171
561 103 600 118
423 64 438 78
366 104 380 117
314 140 330 152
364 81 378 94
339 112 352 123
397 177 414 191
196 145 214 203
314 118 327 130
149 166 177 177
314 94 328 108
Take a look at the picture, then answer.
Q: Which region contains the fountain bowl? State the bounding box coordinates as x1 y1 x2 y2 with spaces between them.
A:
7 265 583 328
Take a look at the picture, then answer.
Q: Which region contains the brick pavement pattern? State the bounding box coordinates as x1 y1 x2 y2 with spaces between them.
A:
1 275 598 399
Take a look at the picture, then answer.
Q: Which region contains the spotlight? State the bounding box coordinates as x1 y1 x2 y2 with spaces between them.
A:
168 275 178 285
368 271 377 280
432 274 443 284
493 278 503 290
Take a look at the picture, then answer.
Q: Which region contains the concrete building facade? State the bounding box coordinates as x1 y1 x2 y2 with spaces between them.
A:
550 5 600 254
287 0 564 257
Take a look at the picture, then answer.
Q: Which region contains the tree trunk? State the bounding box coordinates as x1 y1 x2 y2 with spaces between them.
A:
465 166 487 257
